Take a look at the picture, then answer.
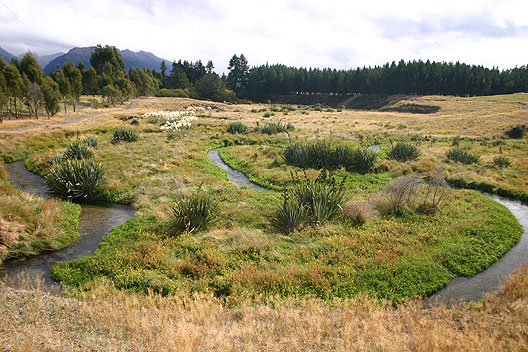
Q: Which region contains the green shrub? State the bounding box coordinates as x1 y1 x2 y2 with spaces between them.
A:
270 171 346 233
446 147 480 164
388 142 420 162
283 142 376 173
155 88 189 98
269 197 308 234
83 136 98 148
258 122 294 135
492 155 512 168
170 190 218 234
64 141 93 160
48 153 65 166
505 125 526 139
112 127 138 144
263 112 272 118
226 122 249 134
47 159 104 200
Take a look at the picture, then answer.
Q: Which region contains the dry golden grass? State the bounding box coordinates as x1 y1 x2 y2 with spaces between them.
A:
1 262 527 352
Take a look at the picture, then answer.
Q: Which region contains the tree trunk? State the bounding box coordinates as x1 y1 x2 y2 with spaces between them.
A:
14 97 18 119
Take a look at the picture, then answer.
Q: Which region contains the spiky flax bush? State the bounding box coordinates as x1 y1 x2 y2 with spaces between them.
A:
64 141 93 160
170 190 218 234
112 128 138 144
226 122 249 134
47 159 104 200
388 142 420 162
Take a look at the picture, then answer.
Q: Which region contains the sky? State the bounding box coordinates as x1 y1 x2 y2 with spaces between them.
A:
1 0 528 73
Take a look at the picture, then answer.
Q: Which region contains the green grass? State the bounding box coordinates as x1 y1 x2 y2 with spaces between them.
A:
50 190 522 303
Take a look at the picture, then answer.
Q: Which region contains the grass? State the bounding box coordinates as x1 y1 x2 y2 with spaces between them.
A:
0 177 81 263
0 94 527 349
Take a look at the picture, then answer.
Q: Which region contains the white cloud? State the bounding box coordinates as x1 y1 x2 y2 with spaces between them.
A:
0 0 526 72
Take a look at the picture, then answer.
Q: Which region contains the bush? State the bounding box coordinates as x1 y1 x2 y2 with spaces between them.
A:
492 155 512 168
112 127 138 144
376 174 425 215
283 142 376 173
155 88 189 98
505 125 526 139
64 141 93 160
388 142 420 162
270 171 346 233
342 202 377 225
218 89 237 103
269 197 308 234
46 159 104 200
446 147 480 164
170 190 218 234
258 122 294 135
83 136 98 148
226 122 249 134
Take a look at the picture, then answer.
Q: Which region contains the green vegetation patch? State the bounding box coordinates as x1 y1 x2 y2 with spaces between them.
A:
51 190 521 304
0 179 81 263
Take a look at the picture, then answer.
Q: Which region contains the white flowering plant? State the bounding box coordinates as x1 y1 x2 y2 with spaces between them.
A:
142 110 198 131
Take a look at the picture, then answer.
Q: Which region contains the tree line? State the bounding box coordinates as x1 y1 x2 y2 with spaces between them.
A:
2 46 528 120
234 59 528 101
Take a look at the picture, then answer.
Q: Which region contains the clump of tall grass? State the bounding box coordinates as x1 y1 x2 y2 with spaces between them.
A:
226 122 249 134
64 141 93 160
258 122 294 135
342 201 377 226
46 159 104 200
270 171 346 233
492 155 512 168
283 142 377 173
505 124 526 139
83 136 98 148
170 189 218 234
388 142 420 162
446 147 480 164
376 174 425 215
112 128 138 144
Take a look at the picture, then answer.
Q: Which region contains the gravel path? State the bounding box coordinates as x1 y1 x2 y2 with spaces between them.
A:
1 100 138 133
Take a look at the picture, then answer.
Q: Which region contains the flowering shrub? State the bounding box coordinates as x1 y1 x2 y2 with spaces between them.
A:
142 110 198 131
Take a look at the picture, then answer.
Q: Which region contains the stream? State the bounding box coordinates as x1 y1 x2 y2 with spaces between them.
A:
207 148 528 303
0 161 134 292
2 154 527 304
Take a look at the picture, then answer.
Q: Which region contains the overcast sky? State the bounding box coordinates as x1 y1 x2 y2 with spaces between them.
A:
1 0 527 73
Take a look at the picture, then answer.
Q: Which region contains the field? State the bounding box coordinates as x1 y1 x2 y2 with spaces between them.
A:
0 94 527 349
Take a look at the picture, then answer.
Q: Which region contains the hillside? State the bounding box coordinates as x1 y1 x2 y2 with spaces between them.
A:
0 47 15 63
44 46 169 73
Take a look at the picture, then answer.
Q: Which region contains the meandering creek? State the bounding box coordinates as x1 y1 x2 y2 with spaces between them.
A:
0 161 134 292
2 155 527 304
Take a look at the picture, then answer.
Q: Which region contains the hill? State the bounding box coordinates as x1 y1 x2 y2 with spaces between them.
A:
0 47 15 63
44 46 169 74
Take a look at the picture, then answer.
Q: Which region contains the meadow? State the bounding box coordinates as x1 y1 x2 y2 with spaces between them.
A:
0 93 527 349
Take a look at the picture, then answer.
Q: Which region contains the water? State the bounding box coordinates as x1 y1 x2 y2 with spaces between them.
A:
1 161 134 291
207 149 267 191
429 194 528 303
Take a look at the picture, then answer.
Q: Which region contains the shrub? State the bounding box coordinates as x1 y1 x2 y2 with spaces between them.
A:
492 155 512 168
376 174 424 215
170 190 218 234
420 170 450 214
270 171 346 233
505 125 526 139
446 147 480 164
269 197 308 234
263 112 272 118
155 88 189 98
226 122 249 134
258 122 294 135
112 128 138 144
47 159 104 200
388 142 420 162
283 142 376 173
342 201 377 225
48 153 65 166
83 136 98 148
64 141 93 160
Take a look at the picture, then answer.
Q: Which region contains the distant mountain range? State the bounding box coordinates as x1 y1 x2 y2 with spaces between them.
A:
0 46 170 74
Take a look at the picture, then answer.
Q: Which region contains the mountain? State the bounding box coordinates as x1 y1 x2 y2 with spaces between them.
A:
17 52 65 68
44 46 169 74
0 47 15 63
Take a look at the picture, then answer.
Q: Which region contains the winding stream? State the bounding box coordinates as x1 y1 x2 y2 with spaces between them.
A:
208 148 528 303
0 161 134 292
2 154 527 303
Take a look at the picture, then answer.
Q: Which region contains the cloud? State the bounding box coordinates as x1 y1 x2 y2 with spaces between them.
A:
1 0 527 72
